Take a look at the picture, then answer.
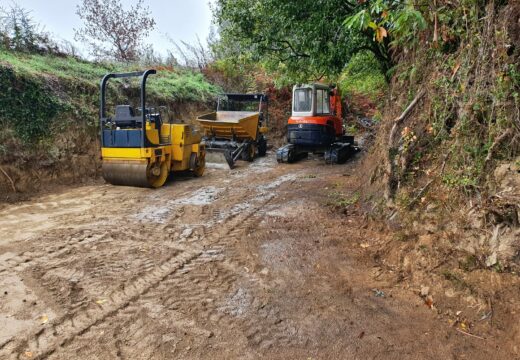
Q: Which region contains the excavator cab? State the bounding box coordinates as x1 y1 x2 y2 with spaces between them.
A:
288 84 342 148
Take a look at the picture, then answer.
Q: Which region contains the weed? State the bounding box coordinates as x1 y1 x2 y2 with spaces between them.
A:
327 191 360 208
442 269 474 293
418 244 428 252
345 124 358 135
442 173 478 189
0 66 62 142
459 255 480 272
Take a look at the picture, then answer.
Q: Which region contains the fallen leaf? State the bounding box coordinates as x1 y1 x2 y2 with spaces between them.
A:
40 314 48 324
424 296 434 309
95 299 107 305
24 351 33 358
360 243 370 248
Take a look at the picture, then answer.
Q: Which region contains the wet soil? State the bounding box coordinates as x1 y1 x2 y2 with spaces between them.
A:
0 153 516 359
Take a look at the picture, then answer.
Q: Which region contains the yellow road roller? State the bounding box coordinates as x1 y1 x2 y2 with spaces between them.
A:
100 70 205 188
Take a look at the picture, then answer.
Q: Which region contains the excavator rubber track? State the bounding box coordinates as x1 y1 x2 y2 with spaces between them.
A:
277 142 359 165
276 144 307 163
324 142 358 164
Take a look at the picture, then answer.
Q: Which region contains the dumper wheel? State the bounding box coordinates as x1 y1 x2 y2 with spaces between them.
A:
245 144 256 162
258 136 267 157
190 153 205 177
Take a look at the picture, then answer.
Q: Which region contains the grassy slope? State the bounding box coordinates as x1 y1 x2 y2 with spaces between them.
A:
0 51 220 102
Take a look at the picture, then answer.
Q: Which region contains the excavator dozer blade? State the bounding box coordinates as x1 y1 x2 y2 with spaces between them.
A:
204 149 235 169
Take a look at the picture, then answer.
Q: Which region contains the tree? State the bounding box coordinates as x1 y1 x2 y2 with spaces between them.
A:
0 3 52 53
213 0 384 83
74 0 156 62
213 0 426 83
344 1 426 54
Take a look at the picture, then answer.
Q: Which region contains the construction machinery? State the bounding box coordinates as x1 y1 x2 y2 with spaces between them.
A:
100 70 205 188
276 84 358 164
197 93 268 169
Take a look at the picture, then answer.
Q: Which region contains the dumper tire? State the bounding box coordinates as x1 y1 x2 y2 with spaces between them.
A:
258 136 267 157
242 143 255 162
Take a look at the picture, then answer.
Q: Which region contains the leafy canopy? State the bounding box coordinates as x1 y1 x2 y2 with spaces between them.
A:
213 0 426 83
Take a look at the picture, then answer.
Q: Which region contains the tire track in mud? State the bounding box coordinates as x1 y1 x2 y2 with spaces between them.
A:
81 175 305 357
0 181 283 359
50 191 301 359
0 248 204 360
0 230 102 276
0 183 213 276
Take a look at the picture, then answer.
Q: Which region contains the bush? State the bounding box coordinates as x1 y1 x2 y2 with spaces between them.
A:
0 66 63 142
339 51 387 102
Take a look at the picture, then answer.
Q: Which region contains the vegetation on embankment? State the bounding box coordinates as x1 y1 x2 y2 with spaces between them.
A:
362 1 520 268
0 50 220 199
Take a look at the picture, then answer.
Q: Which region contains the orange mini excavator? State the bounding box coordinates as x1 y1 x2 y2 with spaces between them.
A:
276 84 358 164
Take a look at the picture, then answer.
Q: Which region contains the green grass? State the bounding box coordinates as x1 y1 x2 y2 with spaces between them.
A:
0 51 114 80
0 51 220 103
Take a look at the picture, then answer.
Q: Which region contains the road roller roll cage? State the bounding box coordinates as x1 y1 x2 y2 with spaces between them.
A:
100 69 169 148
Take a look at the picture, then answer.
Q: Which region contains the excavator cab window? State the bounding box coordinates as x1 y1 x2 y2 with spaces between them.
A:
316 89 330 115
293 88 312 112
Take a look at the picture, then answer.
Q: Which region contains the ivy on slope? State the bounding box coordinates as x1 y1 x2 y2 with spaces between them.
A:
0 66 63 142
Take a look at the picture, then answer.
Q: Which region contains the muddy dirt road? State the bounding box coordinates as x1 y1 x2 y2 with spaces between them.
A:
0 154 509 359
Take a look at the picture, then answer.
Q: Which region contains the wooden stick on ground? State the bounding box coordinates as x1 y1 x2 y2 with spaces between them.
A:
455 329 485 340
0 166 16 192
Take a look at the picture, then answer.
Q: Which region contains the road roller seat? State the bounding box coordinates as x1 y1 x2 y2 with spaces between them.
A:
114 105 142 128
148 112 163 129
